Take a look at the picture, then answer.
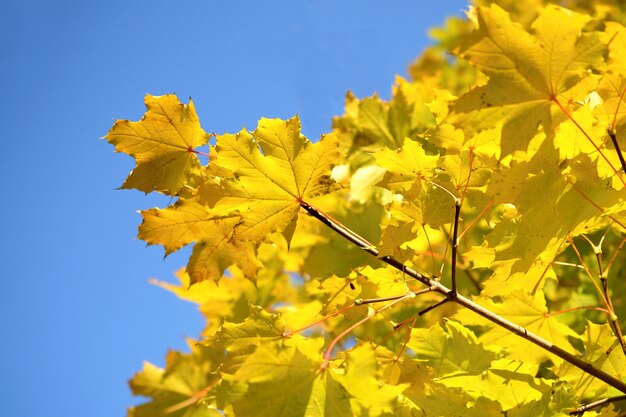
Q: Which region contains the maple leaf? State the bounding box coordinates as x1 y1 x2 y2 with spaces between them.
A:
454 289 580 364
408 319 496 377
105 94 210 194
437 358 559 412
454 4 606 155
330 344 407 417
128 342 221 417
138 116 340 282
556 322 626 399
299 195 384 279
209 304 285 355
111 2 626 415
375 138 439 194
228 339 328 417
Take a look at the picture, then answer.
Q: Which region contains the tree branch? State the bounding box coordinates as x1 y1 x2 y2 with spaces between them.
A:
451 198 461 296
608 129 626 174
300 200 626 394
593 244 626 357
569 394 626 415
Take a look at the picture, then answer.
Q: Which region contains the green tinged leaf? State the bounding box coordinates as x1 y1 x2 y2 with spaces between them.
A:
128 343 220 417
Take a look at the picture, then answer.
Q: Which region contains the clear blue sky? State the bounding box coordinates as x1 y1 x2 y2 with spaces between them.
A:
0 1 467 416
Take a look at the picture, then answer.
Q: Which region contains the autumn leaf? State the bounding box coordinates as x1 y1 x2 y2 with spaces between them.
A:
408 319 496 377
375 138 439 194
105 94 210 194
111 2 626 416
556 322 626 399
454 289 580 364
136 115 340 282
128 342 221 417
454 4 606 155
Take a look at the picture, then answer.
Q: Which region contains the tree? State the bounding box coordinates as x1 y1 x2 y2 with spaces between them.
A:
106 1 626 415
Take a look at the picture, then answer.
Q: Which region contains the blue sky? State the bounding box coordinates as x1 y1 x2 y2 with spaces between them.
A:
0 1 467 416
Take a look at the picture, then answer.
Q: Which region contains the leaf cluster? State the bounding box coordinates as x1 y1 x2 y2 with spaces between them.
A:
107 0 626 415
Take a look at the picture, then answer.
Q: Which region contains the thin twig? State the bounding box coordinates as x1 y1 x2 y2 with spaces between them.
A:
451 199 461 295
567 233 626 354
568 237 610 308
355 287 434 306
606 236 626 276
590 241 626 357
463 267 482 293
283 303 355 337
570 394 626 415
610 87 626 133
418 298 451 316
321 293 414 369
608 129 626 174
457 198 494 242
299 200 433 282
300 199 626 393
608 86 626 173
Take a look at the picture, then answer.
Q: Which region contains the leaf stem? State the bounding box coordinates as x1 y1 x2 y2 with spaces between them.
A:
568 180 626 231
301 200 626 393
283 303 355 338
457 198 494 243
355 287 433 306
544 305 609 319
188 147 213 159
552 96 626 188
162 381 218 414
321 293 414 369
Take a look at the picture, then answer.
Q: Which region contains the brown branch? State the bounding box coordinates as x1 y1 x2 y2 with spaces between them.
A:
451 199 461 296
418 298 451 316
570 394 626 415
608 129 626 174
300 200 626 394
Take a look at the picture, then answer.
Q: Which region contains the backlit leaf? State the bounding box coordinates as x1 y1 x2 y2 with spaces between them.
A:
106 94 210 194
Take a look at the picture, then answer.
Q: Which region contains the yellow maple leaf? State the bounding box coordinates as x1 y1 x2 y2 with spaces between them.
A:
454 4 606 155
375 139 440 193
454 289 580 364
138 116 340 282
105 94 210 194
